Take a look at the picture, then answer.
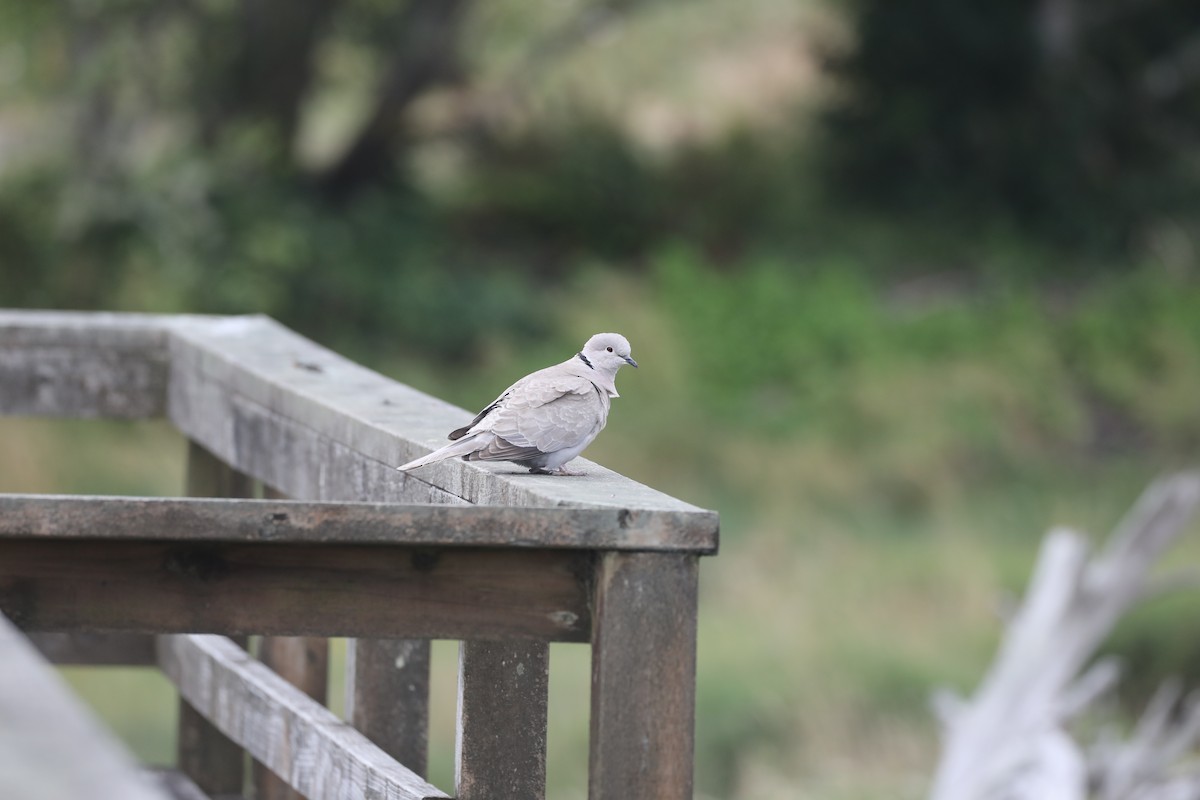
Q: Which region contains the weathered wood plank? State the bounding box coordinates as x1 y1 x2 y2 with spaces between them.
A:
0 309 719 544
0 308 717 521
0 612 170 800
588 552 699 800
178 440 251 798
0 310 177 418
28 631 157 665
0 539 592 641
0 345 169 418
0 309 176 347
455 640 549 800
170 363 468 507
346 639 431 777
165 314 717 521
257 635 330 800
0 494 718 553
158 634 451 800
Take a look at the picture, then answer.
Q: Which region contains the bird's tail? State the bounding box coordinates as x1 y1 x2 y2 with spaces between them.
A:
396 435 487 472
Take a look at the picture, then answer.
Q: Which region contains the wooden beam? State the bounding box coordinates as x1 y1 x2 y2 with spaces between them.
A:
0 310 175 418
164 313 717 521
27 631 157 666
455 640 549 800
0 612 170 800
0 538 592 642
0 494 718 553
346 639 431 777
0 310 719 542
158 634 450 800
588 553 699 800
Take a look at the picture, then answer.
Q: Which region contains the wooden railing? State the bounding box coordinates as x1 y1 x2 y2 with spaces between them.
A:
0 310 719 800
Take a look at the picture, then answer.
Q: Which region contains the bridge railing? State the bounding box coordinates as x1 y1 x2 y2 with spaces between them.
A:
0 310 719 800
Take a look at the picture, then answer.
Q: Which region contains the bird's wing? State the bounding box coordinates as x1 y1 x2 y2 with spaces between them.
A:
449 394 506 440
483 373 604 454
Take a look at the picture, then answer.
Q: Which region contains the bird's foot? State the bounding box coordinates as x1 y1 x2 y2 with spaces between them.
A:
529 465 585 476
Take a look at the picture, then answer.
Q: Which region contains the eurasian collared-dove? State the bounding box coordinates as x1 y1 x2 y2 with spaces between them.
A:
396 333 638 475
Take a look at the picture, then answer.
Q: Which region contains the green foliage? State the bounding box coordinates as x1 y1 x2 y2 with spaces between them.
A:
1102 589 1200 704
456 116 666 262
452 116 821 267
643 247 1200 518
0 157 552 361
823 0 1200 246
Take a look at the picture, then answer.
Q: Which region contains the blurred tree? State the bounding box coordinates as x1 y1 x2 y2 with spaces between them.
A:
0 0 563 361
0 0 689 340
823 0 1200 249
192 0 339 153
315 0 470 198
50 0 471 197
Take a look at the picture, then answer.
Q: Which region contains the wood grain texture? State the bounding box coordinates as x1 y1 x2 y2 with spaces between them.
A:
0 310 719 800
257 635 330 800
164 313 717 521
0 612 169 800
158 634 451 800
0 538 592 641
588 552 699 800
0 309 719 541
0 310 171 418
0 494 717 553
455 640 550 800
346 639 431 777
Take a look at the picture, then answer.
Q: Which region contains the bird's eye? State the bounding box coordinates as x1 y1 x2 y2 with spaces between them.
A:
606 346 613 352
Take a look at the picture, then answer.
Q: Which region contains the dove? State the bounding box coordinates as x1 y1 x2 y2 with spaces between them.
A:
397 333 637 475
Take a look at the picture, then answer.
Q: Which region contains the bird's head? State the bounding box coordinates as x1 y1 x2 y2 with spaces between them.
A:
581 332 638 372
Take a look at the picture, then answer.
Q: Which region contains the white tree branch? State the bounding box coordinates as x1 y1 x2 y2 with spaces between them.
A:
930 473 1200 800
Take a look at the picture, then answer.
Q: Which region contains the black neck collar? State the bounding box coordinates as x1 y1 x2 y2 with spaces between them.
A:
577 352 593 369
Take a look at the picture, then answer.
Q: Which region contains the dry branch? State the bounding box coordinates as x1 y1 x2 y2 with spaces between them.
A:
930 473 1200 800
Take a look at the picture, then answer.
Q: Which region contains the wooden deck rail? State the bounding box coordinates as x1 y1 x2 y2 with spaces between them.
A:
0 310 719 800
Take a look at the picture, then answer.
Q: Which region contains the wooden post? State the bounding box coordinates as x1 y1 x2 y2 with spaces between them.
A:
588 552 699 800
345 639 431 777
455 640 550 800
256 485 331 800
178 440 251 796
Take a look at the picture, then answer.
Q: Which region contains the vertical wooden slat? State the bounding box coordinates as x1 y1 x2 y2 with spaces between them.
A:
178 440 252 797
259 637 329 701
255 485 331 800
345 639 431 777
454 640 550 800
588 552 699 800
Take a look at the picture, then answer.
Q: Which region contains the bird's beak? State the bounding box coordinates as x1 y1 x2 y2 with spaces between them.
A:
624 355 639 368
